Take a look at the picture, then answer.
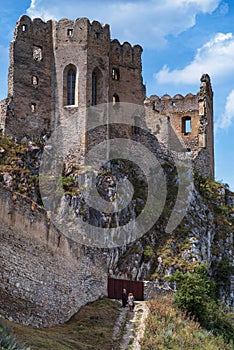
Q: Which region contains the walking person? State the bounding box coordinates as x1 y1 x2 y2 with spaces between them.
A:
127 292 135 312
121 288 128 308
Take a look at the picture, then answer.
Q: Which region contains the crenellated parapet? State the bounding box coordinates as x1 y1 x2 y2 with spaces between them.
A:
15 16 110 43
145 92 199 114
89 19 110 40
110 39 143 68
14 15 53 41
54 17 110 43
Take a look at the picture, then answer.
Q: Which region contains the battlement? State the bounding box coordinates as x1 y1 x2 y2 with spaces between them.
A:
14 15 52 40
54 17 110 43
145 92 199 114
110 39 143 68
12 15 142 70
15 16 111 43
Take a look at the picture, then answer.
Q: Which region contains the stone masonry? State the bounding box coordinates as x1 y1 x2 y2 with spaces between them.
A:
0 188 107 327
144 74 214 178
0 15 218 327
0 15 214 178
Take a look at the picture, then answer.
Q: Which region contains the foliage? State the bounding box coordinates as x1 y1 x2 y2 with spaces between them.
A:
141 294 232 350
61 175 77 194
194 173 234 218
0 319 30 350
168 264 234 345
143 245 155 260
0 136 43 205
211 256 234 290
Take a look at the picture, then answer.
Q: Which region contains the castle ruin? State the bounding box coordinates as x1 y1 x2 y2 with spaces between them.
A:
0 15 214 178
0 16 233 329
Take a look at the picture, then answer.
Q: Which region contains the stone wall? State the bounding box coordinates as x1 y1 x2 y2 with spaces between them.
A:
2 15 214 178
144 74 214 178
0 99 8 135
0 188 107 327
5 16 54 139
4 16 145 144
109 40 145 104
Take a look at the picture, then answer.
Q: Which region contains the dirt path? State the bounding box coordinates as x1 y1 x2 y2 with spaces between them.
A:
112 301 148 350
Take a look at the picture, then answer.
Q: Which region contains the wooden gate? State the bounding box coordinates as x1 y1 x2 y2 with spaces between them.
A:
108 278 144 301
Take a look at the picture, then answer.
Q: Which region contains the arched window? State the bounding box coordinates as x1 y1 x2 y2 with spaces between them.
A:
32 76 38 86
63 64 78 106
67 68 76 105
112 94 120 106
31 103 36 113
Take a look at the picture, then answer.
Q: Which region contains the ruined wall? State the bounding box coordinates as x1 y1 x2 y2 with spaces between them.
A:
4 16 145 145
144 74 214 178
2 15 213 177
5 16 54 139
109 40 146 105
87 20 110 106
0 188 107 327
197 74 214 178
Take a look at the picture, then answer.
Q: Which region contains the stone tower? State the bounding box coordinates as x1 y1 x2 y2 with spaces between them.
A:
0 15 214 178
144 74 214 178
3 15 146 141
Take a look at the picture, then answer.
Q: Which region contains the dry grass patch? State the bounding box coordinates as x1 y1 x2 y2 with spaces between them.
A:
140 293 233 350
4 298 120 350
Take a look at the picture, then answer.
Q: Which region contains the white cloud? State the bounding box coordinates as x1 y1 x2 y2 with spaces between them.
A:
26 0 221 48
219 2 229 15
215 89 234 131
155 32 234 84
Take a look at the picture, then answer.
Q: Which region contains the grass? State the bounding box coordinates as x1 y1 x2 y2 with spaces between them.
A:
4 298 121 350
140 294 233 350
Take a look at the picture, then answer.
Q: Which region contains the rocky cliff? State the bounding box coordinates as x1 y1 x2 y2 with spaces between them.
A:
0 135 233 327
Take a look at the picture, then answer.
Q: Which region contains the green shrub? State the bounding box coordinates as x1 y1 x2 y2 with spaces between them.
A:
144 245 155 260
168 264 234 345
0 319 30 350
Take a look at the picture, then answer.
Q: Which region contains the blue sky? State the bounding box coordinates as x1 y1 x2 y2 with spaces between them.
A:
0 0 234 189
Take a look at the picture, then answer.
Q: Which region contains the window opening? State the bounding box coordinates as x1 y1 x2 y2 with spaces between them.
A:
31 103 36 113
182 117 191 134
22 25 27 32
95 32 100 39
32 76 38 86
112 68 120 81
33 46 42 61
67 68 76 105
112 94 120 106
67 29 73 37
186 148 191 156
